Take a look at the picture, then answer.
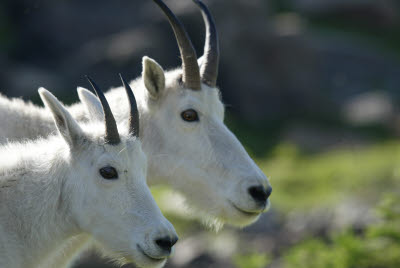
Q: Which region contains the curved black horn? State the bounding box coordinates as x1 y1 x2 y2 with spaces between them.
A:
119 74 139 138
193 0 219 87
152 0 201 90
86 76 121 145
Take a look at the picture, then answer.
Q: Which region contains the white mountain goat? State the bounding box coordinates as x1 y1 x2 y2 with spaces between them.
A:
0 0 271 228
0 76 178 268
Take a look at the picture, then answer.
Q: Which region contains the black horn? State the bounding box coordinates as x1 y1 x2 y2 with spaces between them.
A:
152 0 201 90
86 76 121 145
193 0 219 87
119 74 139 138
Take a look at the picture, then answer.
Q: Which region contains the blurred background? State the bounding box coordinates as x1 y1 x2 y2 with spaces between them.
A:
1 0 400 267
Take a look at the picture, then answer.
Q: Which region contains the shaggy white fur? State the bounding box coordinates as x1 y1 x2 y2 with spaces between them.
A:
0 58 271 228
0 89 177 268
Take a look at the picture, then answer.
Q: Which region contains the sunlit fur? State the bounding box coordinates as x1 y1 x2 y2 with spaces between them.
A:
0 57 271 228
0 89 177 268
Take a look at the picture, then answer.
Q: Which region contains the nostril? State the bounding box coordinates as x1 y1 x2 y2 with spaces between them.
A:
248 185 270 204
155 237 175 252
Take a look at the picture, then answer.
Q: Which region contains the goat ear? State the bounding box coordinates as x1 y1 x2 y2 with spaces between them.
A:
77 87 104 122
197 55 204 67
39 88 85 148
142 56 165 99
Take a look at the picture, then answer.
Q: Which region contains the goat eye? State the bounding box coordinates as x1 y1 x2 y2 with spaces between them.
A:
99 166 118 180
181 109 199 122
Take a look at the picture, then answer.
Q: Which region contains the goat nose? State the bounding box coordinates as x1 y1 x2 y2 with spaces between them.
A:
155 236 178 253
248 185 272 204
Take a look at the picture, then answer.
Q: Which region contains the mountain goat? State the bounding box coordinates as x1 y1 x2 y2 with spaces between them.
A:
0 0 271 228
0 76 177 268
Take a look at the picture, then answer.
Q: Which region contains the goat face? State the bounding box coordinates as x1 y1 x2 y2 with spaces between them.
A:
69 137 177 267
40 82 177 268
144 0 272 227
141 66 272 227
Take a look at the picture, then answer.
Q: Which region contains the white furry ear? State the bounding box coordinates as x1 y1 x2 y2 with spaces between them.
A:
142 56 165 99
39 87 85 148
77 87 104 122
197 55 204 67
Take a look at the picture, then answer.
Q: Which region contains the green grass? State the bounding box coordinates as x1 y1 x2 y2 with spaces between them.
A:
283 194 400 268
257 141 400 212
234 253 271 268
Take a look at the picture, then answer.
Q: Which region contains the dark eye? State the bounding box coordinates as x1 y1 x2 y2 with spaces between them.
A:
181 109 199 122
99 166 118 180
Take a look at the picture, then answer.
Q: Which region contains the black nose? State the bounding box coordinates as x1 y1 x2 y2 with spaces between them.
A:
155 236 178 253
248 185 272 204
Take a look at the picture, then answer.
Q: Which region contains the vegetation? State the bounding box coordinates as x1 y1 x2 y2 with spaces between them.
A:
283 194 400 268
259 141 400 212
234 253 271 268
